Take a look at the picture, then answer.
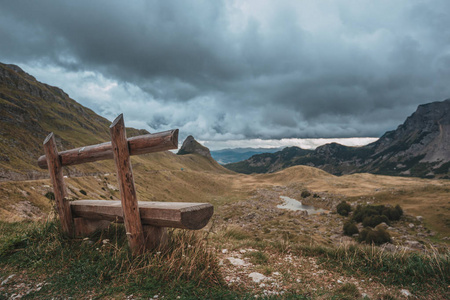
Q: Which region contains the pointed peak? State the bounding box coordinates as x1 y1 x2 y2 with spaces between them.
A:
177 136 211 158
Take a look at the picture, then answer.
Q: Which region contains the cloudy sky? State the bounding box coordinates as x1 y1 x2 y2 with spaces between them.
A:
1 0 450 149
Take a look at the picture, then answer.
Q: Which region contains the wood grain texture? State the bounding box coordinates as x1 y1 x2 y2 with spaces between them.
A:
43 132 74 236
37 129 178 169
70 200 214 230
110 114 145 254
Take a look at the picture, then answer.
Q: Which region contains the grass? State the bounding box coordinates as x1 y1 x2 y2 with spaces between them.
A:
243 250 269 265
295 243 450 298
0 220 246 299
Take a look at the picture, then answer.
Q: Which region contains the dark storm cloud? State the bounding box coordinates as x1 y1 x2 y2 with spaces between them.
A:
1 0 450 141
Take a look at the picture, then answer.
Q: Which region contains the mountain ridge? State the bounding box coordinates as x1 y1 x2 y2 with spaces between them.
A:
225 99 450 178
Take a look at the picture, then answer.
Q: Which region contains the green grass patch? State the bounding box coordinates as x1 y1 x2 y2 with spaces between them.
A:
243 250 269 265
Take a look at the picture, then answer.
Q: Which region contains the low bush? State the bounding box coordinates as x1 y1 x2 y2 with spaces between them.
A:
353 204 403 223
343 221 359 236
45 191 55 200
301 190 311 198
337 201 352 216
359 227 391 245
362 215 390 228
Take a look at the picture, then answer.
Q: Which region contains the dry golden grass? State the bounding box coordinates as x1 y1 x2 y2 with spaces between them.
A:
1 160 449 238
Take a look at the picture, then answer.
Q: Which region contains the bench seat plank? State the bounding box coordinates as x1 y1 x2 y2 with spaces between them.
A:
70 200 214 230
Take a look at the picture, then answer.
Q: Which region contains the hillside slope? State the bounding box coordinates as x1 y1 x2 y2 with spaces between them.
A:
0 62 230 181
226 99 450 178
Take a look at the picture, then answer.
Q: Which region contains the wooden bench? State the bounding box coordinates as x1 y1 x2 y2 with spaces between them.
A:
38 114 213 254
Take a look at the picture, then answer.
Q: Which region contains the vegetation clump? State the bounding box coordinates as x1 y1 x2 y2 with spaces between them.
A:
301 190 311 198
362 214 390 228
343 221 359 236
352 204 403 223
341 204 403 245
44 191 55 200
359 227 391 245
336 201 352 216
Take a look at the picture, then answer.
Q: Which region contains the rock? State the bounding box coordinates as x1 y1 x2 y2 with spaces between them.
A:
408 223 415 229
382 243 398 252
405 240 424 249
400 289 411 297
416 216 423 222
227 257 248 266
375 222 389 231
107 183 118 191
293 219 301 225
1 274 15 286
248 272 266 283
222 249 228 254
177 135 212 158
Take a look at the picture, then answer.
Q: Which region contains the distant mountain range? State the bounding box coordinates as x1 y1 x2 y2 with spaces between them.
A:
210 147 283 164
225 99 450 179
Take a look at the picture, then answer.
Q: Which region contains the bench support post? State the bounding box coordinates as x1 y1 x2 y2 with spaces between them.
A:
43 133 74 237
143 225 168 250
110 114 146 254
73 218 111 236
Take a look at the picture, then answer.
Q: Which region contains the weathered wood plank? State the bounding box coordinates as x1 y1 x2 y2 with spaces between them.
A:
70 200 214 230
37 129 178 169
110 114 145 254
43 133 74 236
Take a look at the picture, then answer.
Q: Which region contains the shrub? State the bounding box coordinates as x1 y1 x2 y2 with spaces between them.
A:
343 221 359 236
44 191 55 200
359 227 391 245
353 204 403 223
362 215 390 228
337 201 352 216
79 189 87 196
301 190 311 198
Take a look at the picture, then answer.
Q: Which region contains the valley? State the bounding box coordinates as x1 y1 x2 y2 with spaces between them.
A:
1 156 449 298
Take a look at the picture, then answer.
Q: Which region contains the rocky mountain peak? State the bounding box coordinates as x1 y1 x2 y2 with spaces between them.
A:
177 135 212 158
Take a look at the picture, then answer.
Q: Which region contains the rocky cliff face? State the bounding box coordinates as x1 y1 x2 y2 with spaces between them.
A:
226 99 450 178
177 135 212 158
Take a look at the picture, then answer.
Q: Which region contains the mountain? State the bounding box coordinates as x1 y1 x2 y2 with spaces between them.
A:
177 135 212 158
225 99 450 178
0 63 227 181
210 147 283 164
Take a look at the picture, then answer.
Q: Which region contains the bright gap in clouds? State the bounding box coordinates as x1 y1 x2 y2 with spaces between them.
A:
200 137 379 151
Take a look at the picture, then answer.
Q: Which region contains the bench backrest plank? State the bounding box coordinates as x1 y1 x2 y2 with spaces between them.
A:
38 129 178 169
